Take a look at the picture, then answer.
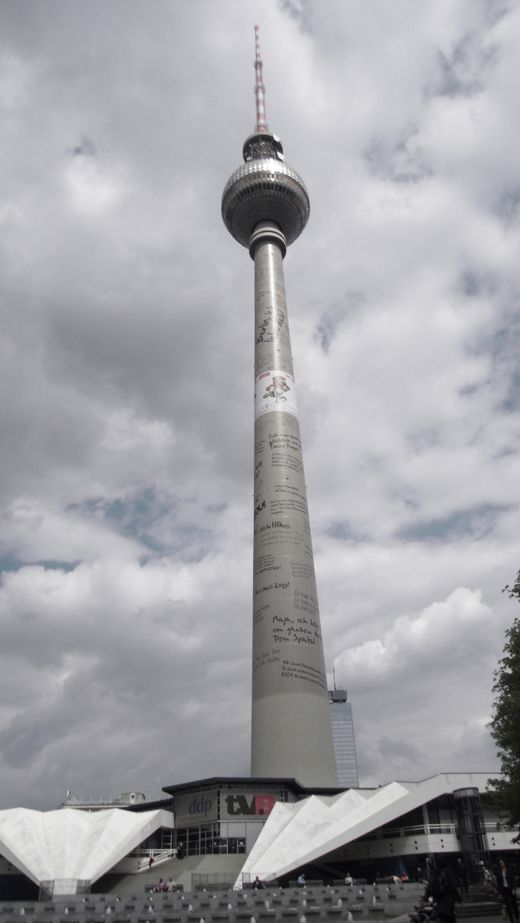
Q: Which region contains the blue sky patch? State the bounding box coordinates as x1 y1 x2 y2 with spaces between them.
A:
397 503 510 542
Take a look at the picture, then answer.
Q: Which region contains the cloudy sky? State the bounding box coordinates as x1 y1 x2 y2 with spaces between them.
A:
0 0 518 810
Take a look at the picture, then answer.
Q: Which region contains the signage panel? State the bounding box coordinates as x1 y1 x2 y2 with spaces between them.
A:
175 790 218 826
220 792 277 820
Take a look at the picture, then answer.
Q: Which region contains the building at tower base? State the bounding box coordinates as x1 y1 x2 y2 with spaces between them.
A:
0 772 512 898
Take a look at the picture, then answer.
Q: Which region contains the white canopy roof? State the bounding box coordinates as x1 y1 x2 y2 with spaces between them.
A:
0 807 173 886
238 771 498 884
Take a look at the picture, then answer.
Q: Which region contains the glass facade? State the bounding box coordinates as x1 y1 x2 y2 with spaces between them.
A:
171 821 262 856
329 690 359 787
167 782 291 857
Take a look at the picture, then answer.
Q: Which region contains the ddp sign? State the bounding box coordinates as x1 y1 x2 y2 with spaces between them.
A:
175 791 218 826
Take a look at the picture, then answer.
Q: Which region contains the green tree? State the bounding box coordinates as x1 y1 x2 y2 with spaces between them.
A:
488 571 520 831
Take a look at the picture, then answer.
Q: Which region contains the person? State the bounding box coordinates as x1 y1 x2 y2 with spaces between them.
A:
479 861 494 888
148 855 154 869
345 874 354 886
167 879 176 892
253 876 264 889
297 874 306 887
409 898 435 923
425 863 461 923
494 858 519 923
456 858 468 894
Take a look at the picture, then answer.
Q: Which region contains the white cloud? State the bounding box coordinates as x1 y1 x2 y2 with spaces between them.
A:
65 156 127 215
336 587 493 686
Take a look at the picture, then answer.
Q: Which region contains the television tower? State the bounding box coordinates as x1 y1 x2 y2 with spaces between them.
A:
222 27 337 786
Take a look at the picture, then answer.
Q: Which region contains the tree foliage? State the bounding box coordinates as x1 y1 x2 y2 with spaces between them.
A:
488 571 520 828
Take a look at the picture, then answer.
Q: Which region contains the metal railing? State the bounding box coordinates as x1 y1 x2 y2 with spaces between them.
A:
192 873 237 888
375 821 517 840
483 821 517 832
39 880 90 898
128 848 177 871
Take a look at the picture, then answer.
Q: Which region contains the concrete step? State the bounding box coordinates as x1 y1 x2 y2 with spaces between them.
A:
457 902 503 918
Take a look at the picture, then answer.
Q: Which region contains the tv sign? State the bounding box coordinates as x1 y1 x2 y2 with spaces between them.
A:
224 793 276 817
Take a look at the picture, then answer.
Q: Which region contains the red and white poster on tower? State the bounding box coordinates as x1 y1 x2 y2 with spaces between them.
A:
255 370 298 419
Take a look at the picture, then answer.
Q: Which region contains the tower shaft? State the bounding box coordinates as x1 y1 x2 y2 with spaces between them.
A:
222 28 337 787
251 225 337 785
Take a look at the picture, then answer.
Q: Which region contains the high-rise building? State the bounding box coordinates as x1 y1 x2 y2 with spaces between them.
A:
329 688 359 787
222 27 337 787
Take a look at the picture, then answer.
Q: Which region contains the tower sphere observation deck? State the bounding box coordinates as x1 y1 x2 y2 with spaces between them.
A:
221 131 310 251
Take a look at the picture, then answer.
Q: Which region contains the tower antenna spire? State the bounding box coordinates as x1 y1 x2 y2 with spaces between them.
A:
254 25 268 133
